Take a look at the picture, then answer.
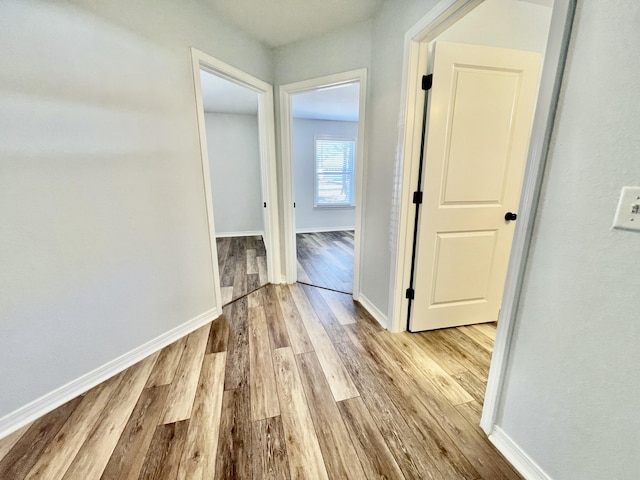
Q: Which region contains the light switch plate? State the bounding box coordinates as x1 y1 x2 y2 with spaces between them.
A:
613 186 640 232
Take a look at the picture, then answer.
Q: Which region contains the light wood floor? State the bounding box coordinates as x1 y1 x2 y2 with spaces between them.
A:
0 284 521 480
217 236 268 306
296 231 354 294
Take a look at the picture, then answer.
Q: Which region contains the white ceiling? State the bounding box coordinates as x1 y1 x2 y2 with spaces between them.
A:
200 69 258 115
203 0 383 47
292 82 360 121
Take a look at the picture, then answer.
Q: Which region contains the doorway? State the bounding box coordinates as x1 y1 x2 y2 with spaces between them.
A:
199 70 268 304
388 0 574 437
280 70 367 299
191 48 281 310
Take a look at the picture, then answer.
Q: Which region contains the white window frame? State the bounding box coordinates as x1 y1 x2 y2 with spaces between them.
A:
313 135 357 208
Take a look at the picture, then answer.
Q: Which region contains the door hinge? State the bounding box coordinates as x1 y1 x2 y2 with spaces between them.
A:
263 202 267 208
412 191 423 204
293 202 296 208
405 288 415 300
422 74 433 91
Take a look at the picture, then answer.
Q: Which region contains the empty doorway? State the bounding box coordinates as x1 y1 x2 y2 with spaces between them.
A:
280 70 367 298
191 49 280 310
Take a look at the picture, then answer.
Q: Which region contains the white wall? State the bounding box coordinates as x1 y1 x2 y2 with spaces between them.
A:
0 0 271 424
436 0 552 52
205 113 264 235
293 119 358 232
497 2 640 479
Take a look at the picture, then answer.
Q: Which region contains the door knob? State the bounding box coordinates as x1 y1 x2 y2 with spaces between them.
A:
505 212 518 221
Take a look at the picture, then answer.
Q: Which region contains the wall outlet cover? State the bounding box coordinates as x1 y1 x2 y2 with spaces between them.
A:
612 186 640 232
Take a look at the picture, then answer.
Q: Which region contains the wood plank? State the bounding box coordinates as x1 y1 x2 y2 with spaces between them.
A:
272 347 328 480
63 353 158 479
395 332 474 405
364 333 517 480
247 287 264 308
457 324 494 352
335 341 444 480
472 321 498 340
300 283 350 343
146 337 187 387
221 286 234 305
455 400 484 428
249 305 280 420
252 417 290 480
100 385 169 480
0 422 32 463
453 370 488 405
275 285 314 354
263 284 291 350
257 255 268 285
215 237 231 270
224 297 250 391
0 396 82 479
214 388 251 480
318 288 357 325
289 284 358 401
429 328 492 380
161 324 211 424
246 248 258 274
177 352 227 480
138 420 189 480
337 397 404 480
206 312 230 354
411 331 467 375
25 374 124 480
296 260 312 283
247 273 261 292
296 352 366 480
232 237 248 300
355 333 480 479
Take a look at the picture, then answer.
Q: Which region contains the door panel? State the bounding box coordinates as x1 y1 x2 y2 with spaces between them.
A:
410 41 541 332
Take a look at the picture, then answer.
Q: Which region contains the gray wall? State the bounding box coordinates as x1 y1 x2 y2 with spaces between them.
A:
0 0 271 420
205 113 264 235
293 119 358 232
497 2 640 478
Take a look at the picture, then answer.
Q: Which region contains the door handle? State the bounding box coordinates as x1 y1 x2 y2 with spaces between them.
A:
505 212 518 221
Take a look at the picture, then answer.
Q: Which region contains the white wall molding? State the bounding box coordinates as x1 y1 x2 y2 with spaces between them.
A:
490 427 552 480
357 294 388 330
215 230 264 238
279 68 368 302
295 226 355 234
0 307 220 440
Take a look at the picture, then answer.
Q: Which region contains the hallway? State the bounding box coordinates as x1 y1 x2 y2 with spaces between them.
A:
0 283 519 480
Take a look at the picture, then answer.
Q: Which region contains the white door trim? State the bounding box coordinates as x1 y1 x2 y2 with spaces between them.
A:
279 69 368 300
190 48 282 313
386 0 576 438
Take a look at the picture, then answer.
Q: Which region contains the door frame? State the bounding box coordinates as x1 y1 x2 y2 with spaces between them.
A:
190 47 281 311
386 0 576 436
279 69 368 300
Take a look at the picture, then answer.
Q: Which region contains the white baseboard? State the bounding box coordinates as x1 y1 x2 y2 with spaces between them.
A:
0 306 221 440
215 230 264 238
489 426 552 480
357 294 388 329
295 226 355 234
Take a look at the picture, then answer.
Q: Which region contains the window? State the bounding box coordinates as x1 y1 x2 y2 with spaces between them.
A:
314 136 356 207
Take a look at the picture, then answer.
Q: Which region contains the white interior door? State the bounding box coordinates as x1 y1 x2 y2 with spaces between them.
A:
409 41 541 332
